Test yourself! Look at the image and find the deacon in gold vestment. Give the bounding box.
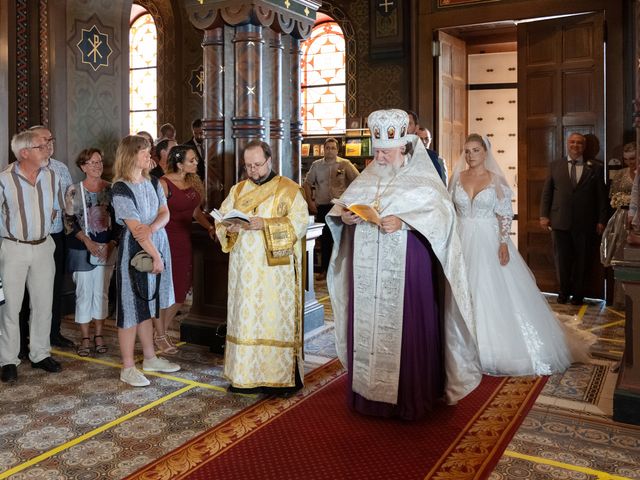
[216,140,309,394]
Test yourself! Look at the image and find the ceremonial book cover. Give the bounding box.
[331,199,381,225]
[211,208,250,225]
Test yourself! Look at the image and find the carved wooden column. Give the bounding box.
[184,0,320,349]
[290,37,303,183]
[202,27,225,207]
[183,26,229,335]
[269,31,284,173]
[233,24,265,180]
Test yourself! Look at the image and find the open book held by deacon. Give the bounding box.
[331,199,381,225]
[211,208,251,226]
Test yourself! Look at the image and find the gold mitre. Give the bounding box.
[367,109,410,149]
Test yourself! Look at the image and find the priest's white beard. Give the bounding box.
[368,158,403,181]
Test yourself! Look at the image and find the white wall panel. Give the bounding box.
[468,51,518,245]
[468,52,517,84]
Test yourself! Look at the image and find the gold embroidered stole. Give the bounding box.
[234,176,300,266]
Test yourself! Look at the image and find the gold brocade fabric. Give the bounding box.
[215,176,309,387]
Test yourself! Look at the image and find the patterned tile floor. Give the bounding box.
[0,284,637,479]
[491,295,640,480]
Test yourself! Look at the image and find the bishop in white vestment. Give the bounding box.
[327,110,481,419]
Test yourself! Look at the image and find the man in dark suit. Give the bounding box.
[540,132,608,305]
[184,118,205,180]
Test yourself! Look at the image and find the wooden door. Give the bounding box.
[518,13,605,297]
[437,31,466,172]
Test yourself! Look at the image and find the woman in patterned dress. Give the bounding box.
[111,135,180,387]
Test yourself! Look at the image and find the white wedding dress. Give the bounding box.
[452,180,589,376]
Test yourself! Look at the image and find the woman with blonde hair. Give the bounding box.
[111,135,179,386]
[449,133,593,376]
[154,145,215,354]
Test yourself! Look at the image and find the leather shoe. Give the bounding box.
[228,385,262,394]
[31,357,62,373]
[571,296,584,306]
[557,294,569,304]
[50,335,75,348]
[18,347,29,360]
[1,364,17,383]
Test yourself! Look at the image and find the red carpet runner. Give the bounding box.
[128,360,546,480]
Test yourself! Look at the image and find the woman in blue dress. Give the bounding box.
[111,135,180,387]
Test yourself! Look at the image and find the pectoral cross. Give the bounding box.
[88,35,103,63]
[379,0,394,13]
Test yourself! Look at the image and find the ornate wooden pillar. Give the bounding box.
[202,27,225,207]
[233,23,265,180]
[269,31,284,173]
[184,0,320,348]
[290,37,303,183]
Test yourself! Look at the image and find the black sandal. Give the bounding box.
[94,335,108,354]
[77,337,91,357]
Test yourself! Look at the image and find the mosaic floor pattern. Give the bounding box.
[0,286,635,480]
[491,297,636,480]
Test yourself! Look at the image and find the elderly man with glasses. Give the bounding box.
[215,139,308,395]
[17,126,74,360]
[0,129,65,383]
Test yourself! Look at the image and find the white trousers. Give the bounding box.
[72,266,114,324]
[0,237,56,365]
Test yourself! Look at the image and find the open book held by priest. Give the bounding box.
[331,199,381,225]
[211,208,250,226]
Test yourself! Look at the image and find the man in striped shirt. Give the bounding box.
[18,126,75,352]
[0,129,64,383]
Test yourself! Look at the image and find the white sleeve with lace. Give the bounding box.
[494,185,514,244]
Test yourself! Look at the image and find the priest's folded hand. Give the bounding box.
[380,215,402,233]
[246,217,265,230]
[341,209,362,225]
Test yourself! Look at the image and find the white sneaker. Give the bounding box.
[120,367,150,387]
[142,356,181,373]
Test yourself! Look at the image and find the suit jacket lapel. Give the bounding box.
[557,160,573,189]
[576,162,593,189]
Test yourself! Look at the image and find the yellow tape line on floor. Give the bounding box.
[606,307,626,319]
[578,304,588,319]
[0,385,196,479]
[51,349,228,392]
[503,450,633,480]
[588,319,625,332]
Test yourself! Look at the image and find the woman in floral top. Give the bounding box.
[64,148,121,356]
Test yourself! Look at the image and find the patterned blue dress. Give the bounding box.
[112,178,174,328]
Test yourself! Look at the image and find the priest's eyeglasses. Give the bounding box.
[244,158,269,171]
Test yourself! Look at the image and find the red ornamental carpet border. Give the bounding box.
[126,359,346,480]
[426,375,547,479]
[126,360,546,480]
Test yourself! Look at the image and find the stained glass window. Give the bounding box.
[301,21,346,135]
[129,9,157,136]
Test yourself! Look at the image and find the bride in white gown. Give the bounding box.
[450,134,592,376]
